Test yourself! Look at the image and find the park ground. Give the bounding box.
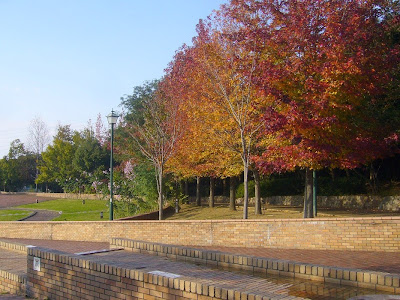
[0,193,399,221]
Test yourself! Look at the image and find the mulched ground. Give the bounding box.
[0,193,51,209]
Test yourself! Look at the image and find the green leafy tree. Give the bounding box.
[119,80,184,220]
[72,128,108,193]
[37,125,77,192]
[0,140,36,191]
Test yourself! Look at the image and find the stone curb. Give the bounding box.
[111,238,400,294]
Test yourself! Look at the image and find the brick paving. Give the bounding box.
[195,246,400,275]
[86,250,364,299]
[0,238,109,254]
[0,295,30,299]
[0,238,396,299]
[0,248,25,276]
[3,238,399,275]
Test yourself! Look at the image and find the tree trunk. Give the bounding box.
[35,156,39,192]
[196,176,201,206]
[229,176,236,211]
[330,169,336,181]
[184,179,189,197]
[243,162,249,219]
[370,163,378,193]
[209,177,215,208]
[313,170,317,217]
[303,168,314,218]
[158,169,163,220]
[179,180,184,196]
[223,178,228,197]
[253,169,262,215]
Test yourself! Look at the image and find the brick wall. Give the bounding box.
[0,241,27,295]
[1,217,399,252]
[110,238,400,293]
[26,247,260,300]
[0,270,26,296]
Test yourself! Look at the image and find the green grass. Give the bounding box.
[17,199,109,221]
[0,209,32,221]
[166,204,400,220]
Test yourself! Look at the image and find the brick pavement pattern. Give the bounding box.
[196,246,400,274]
[3,238,399,275]
[27,245,390,299]
[0,238,397,299]
[0,238,109,254]
[0,248,25,276]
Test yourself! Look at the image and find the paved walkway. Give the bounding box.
[197,246,400,275]
[3,238,399,275]
[0,239,393,299]
[0,238,398,299]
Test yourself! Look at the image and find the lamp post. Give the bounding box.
[107,109,119,220]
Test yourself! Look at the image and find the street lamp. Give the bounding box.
[107,109,119,220]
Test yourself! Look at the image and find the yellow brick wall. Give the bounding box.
[1,217,399,252]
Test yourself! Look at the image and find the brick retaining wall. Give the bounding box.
[0,241,27,295]
[1,217,399,252]
[111,238,400,293]
[0,270,26,296]
[27,247,288,300]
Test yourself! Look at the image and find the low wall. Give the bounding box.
[111,238,400,293]
[0,191,103,199]
[0,241,27,295]
[0,271,26,296]
[26,247,260,300]
[1,217,399,252]
[190,195,400,211]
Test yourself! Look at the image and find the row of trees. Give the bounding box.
[117,0,400,219]
[0,117,109,194]
[0,115,159,218]
[2,0,399,221]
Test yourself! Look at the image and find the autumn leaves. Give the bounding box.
[124,0,400,219]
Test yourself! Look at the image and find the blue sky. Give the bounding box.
[0,0,227,157]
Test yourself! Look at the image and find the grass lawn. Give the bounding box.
[166,203,400,220]
[17,199,109,221]
[0,209,32,221]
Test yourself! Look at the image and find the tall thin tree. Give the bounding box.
[28,116,50,192]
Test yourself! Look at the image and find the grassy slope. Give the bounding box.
[166,204,400,220]
[10,199,399,221]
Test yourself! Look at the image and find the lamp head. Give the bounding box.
[107,109,119,125]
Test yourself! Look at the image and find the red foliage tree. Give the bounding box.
[222,0,400,217]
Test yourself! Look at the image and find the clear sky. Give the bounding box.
[0,0,227,157]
